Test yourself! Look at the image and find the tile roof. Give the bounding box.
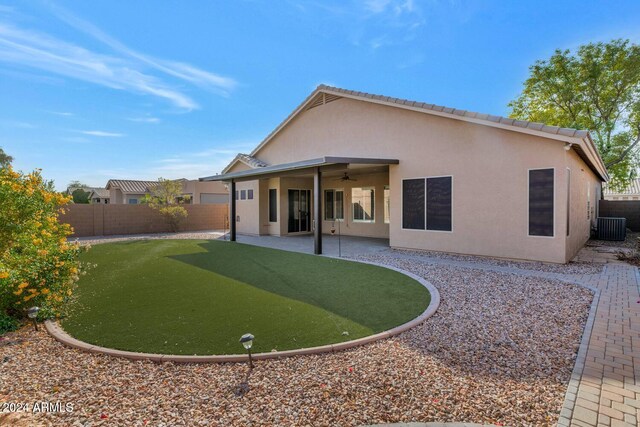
[89,188,110,198]
[105,179,159,193]
[221,153,269,174]
[237,153,268,168]
[315,85,590,139]
[604,178,640,196]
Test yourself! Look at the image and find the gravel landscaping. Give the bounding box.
[388,248,604,275]
[1,254,593,427]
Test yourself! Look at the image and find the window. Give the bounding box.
[402,176,452,231]
[240,190,246,200]
[235,190,239,200]
[128,198,138,204]
[402,179,425,230]
[324,189,344,220]
[528,168,554,237]
[566,168,571,236]
[426,177,452,231]
[269,189,277,222]
[384,185,390,224]
[352,187,374,222]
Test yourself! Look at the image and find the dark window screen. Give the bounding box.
[426,177,452,231]
[324,190,334,220]
[402,179,425,230]
[248,189,254,200]
[529,169,554,236]
[268,189,277,222]
[240,190,246,200]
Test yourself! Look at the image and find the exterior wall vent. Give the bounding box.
[306,93,342,111]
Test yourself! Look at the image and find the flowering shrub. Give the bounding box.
[0,166,83,324]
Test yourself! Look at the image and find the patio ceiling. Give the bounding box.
[199,156,399,183]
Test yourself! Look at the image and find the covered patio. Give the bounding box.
[231,234,390,257]
[201,156,398,255]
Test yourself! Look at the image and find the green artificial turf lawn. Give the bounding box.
[62,240,430,355]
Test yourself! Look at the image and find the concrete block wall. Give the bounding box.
[60,204,228,237]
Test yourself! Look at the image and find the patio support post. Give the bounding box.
[314,167,322,255]
[229,179,236,242]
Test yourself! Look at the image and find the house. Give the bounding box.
[201,85,608,263]
[603,179,640,200]
[88,188,110,204]
[66,186,110,204]
[106,179,228,204]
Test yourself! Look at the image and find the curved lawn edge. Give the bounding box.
[45,258,440,363]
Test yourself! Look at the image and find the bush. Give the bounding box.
[158,205,188,232]
[0,311,20,334]
[0,166,83,323]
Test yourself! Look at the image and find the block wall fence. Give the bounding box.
[599,200,640,232]
[59,204,229,237]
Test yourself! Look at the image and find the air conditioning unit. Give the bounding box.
[596,217,626,241]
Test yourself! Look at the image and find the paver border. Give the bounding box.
[45,259,440,363]
[555,275,602,427]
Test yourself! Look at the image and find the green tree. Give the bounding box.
[142,178,190,232]
[71,188,90,204]
[67,181,90,204]
[0,148,13,169]
[509,39,640,188]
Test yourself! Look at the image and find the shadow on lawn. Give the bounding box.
[168,240,430,333]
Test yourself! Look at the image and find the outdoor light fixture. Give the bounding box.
[27,306,40,331]
[240,333,255,369]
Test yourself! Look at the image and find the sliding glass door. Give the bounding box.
[288,189,311,233]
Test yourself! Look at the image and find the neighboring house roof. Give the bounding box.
[222,153,269,174]
[89,188,110,198]
[603,178,640,196]
[67,186,105,195]
[229,84,607,181]
[105,180,159,193]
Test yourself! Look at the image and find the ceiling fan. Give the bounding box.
[334,172,357,182]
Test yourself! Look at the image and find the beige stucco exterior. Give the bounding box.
[221,90,606,263]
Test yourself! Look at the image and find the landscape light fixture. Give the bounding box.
[27,306,40,331]
[240,333,255,369]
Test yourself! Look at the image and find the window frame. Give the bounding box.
[351,186,375,223]
[240,190,246,200]
[247,189,254,200]
[324,188,344,221]
[268,188,277,222]
[400,175,453,233]
[384,185,390,224]
[527,167,555,238]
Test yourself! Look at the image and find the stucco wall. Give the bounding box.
[565,149,600,261]
[224,96,602,263]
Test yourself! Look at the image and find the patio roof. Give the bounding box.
[199,156,399,182]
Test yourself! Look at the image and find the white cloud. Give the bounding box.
[78,130,124,137]
[47,111,74,116]
[0,4,238,110]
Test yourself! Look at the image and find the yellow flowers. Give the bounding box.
[1,165,81,317]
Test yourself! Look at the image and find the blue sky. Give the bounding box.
[1,0,639,190]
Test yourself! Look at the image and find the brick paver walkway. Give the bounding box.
[375,251,640,427]
[559,264,640,427]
